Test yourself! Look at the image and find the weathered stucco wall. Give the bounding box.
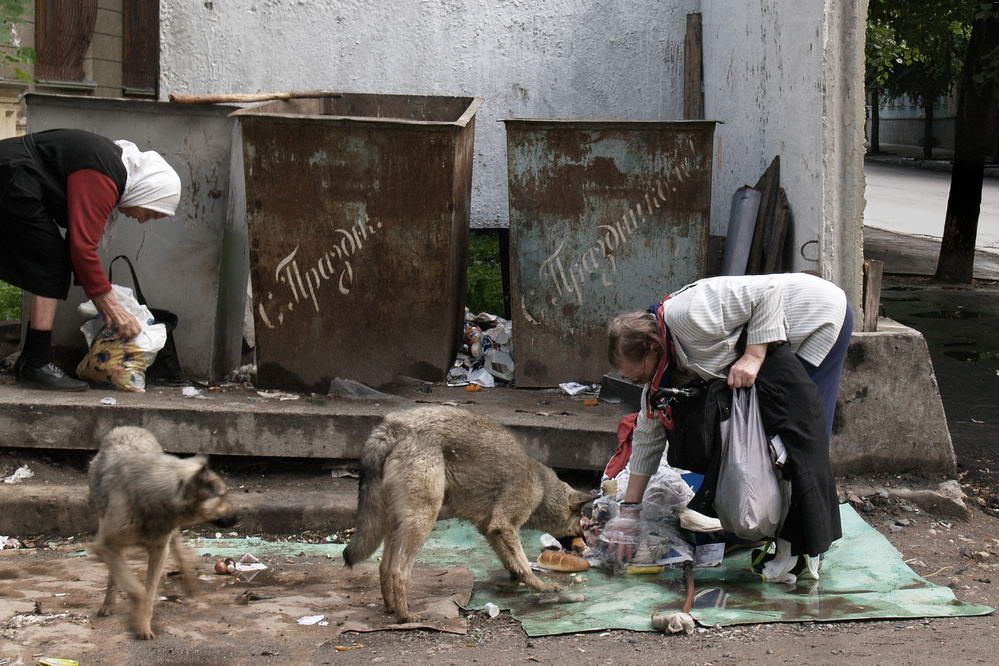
[701,0,866,300]
[160,0,694,229]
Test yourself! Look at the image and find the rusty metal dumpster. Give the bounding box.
[504,120,717,387]
[232,93,483,392]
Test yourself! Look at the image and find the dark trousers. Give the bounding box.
[800,306,854,440]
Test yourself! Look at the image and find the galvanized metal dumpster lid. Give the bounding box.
[230,92,483,128]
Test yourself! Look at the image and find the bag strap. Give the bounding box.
[107,255,148,306]
[645,294,675,430]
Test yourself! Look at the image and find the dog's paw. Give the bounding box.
[96,606,113,617]
[135,627,156,640]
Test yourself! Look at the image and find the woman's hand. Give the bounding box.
[727,343,767,388]
[92,291,142,339]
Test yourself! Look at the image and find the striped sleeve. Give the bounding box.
[629,385,668,476]
[744,277,786,346]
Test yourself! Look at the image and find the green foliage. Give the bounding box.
[465,231,506,317]
[0,0,33,82]
[0,281,21,321]
[865,0,978,105]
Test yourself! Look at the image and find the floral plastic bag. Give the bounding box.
[76,285,167,392]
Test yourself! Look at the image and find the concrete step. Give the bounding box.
[0,381,625,472]
[0,477,360,538]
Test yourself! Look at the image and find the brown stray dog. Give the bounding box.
[88,426,238,639]
[343,406,592,622]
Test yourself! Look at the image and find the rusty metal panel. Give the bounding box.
[504,120,717,387]
[233,94,482,392]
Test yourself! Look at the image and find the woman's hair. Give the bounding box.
[607,311,662,366]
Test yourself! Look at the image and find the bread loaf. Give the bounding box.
[538,549,590,572]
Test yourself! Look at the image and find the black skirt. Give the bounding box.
[0,137,72,300]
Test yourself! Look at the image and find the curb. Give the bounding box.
[0,482,359,538]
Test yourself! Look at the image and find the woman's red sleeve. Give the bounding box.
[66,169,119,299]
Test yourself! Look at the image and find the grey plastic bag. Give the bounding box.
[715,386,789,541]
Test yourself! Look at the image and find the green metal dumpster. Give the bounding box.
[504,120,717,387]
[233,93,483,392]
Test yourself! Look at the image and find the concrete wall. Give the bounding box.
[700,0,867,303]
[160,0,694,230]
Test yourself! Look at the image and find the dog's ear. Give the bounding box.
[568,490,594,511]
[181,456,214,498]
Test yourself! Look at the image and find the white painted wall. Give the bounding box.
[701,0,866,301]
[161,0,694,229]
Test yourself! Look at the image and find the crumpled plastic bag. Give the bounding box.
[586,459,696,572]
[76,285,166,392]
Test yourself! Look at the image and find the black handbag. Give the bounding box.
[662,378,732,474]
[108,255,187,385]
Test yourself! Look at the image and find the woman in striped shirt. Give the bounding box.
[604,273,853,573]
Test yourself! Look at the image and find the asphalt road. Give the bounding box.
[864,162,999,252]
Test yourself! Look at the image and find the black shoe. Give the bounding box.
[16,362,89,392]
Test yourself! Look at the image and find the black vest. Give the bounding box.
[20,129,128,227]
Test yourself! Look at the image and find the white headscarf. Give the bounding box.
[114,139,182,215]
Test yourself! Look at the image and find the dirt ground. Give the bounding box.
[0,488,997,666]
[2,274,999,664]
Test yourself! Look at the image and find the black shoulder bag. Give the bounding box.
[107,255,187,385]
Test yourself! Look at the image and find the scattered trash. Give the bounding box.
[334,644,364,651]
[215,558,235,575]
[468,367,495,388]
[2,465,33,484]
[483,349,515,382]
[559,382,598,396]
[235,553,268,572]
[100,396,117,406]
[582,399,599,407]
[652,609,695,634]
[465,384,482,393]
[539,533,561,550]
[446,364,470,387]
[297,614,325,625]
[235,590,275,605]
[483,602,501,618]
[5,612,75,629]
[449,309,516,387]
[227,363,256,384]
[328,378,396,401]
[37,659,79,666]
[181,386,201,398]
[257,389,300,401]
[0,536,21,550]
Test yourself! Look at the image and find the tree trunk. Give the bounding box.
[934,3,999,283]
[871,88,881,153]
[922,94,935,160]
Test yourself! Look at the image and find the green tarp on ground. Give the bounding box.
[192,504,992,637]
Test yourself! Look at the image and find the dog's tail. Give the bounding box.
[343,420,400,567]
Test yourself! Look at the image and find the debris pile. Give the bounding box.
[448,309,514,388]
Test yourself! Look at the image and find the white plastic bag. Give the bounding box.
[76,284,166,392]
[714,386,789,541]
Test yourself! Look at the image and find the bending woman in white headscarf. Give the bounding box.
[0,129,182,391]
